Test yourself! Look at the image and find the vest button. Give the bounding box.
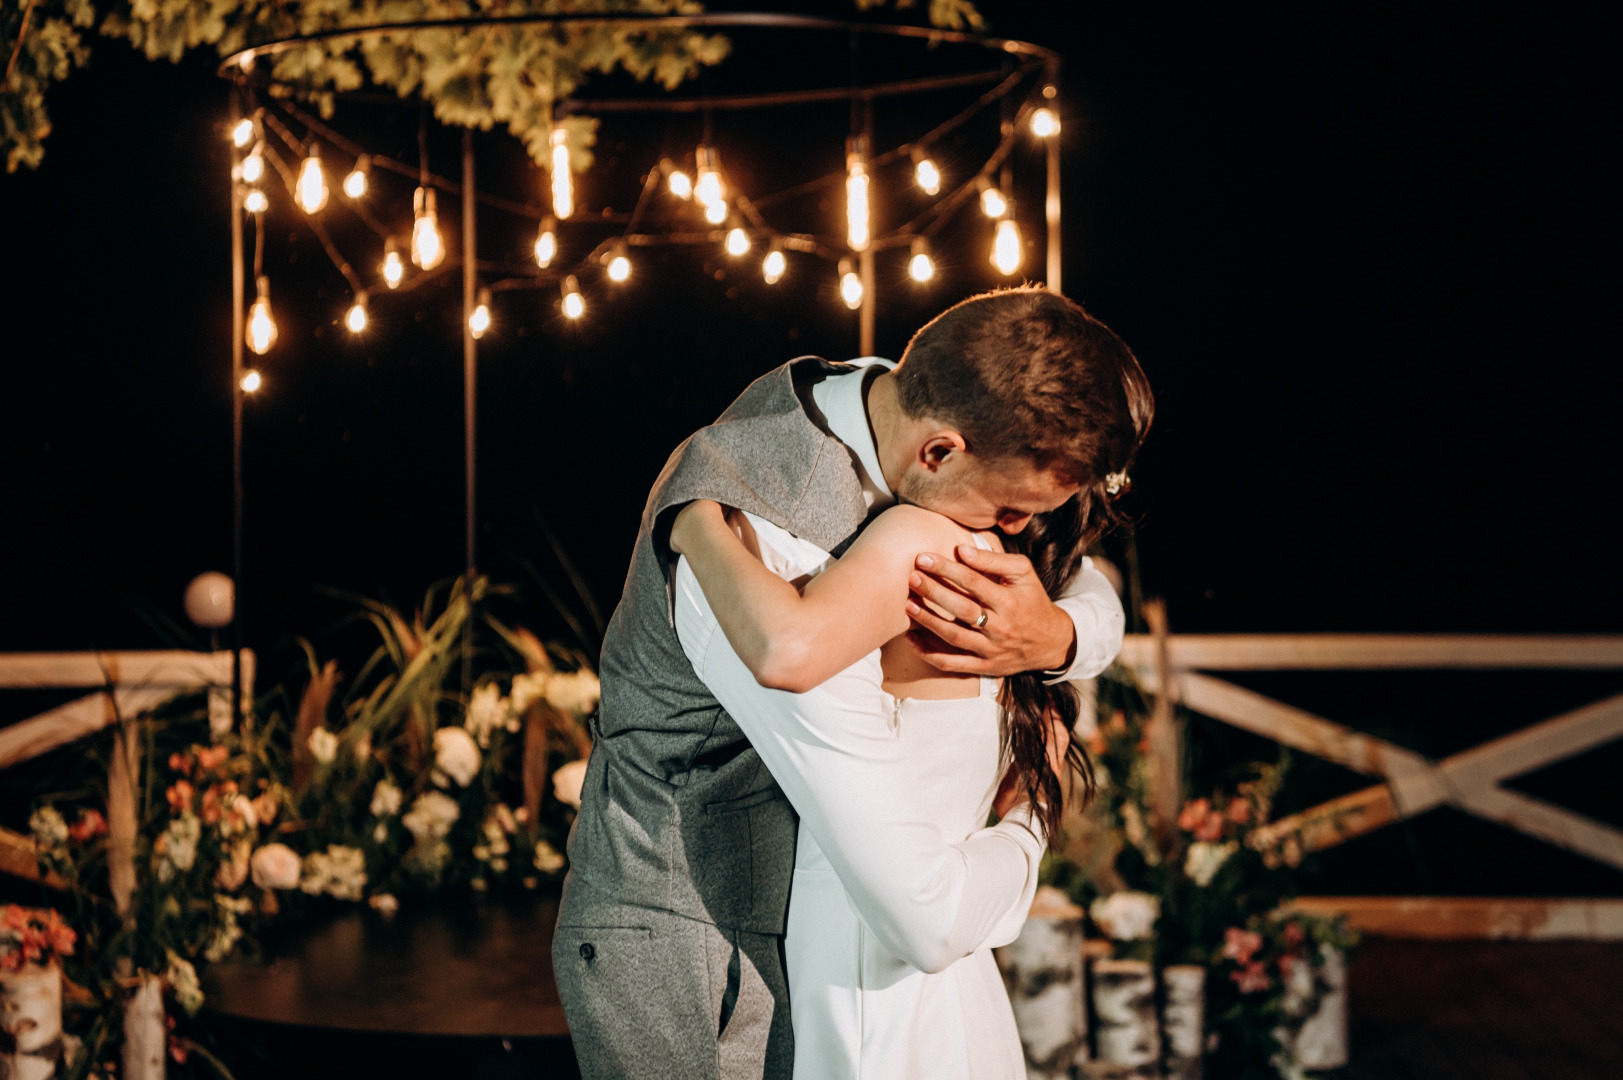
[579,942,596,961]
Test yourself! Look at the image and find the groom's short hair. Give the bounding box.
[892,287,1152,488]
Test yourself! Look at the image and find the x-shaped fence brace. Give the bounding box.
[1117,635,1623,872]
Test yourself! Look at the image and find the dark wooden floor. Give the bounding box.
[1340,939,1623,1080]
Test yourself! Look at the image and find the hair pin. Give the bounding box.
[1105,471,1131,496]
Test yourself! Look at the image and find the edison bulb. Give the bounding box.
[241,150,264,184]
[846,153,870,252]
[240,370,262,393]
[695,146,725,213]
[992,218,1022,275]
[550,125,574,220]
[607,253,631,282]
[725,227,750,257]
[704,199,727,225]
[561,275,585,320]
[1030,107,1060,138]
[908,238,935,283]
[762,249,786,285]
[980,186,1008,219]
[231,119,254,148]
[411,187,444,270]
[914,156,941,196]
[382,245,405,289]
[296,154,329,214]
[469,302,491,339]
[839,261,863,310]
[343,158,368,199]
[247,277,277,355]
[244,189,268,214]
[345,299,368,333]
[534,220,557,268]
[668,169,693,200]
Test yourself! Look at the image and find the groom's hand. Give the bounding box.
[904,546,1077,677]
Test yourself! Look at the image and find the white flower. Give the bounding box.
[466,683,509,748]
[479,810,512,860]
[1184,840,1239,888]
[533,840,566,873]
[353,733,373,762]
[1090,891,1161,941]
[250,842,302,890]
[29,806,68,848]
[510,671,548,715]
[155,813,202,881]
[165,950,204,1015]
[370,780,403,818]
[369,893,399,916]
[217,791,258,837]
[546,669,601,715]
[403,840,452,877]
[432,726,482,787]
[307,727,338,765]
[204,910,243,963]
[552,758,588,809]
[373,822,389,843]
[403,791,461,842]
[301,844,367,901]
[216,837,252,891]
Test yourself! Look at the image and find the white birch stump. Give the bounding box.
[1091,958,1160,1077]
[1276,944,1348,1070]
[0,963,61,1080]
[123,975,165,1080]
[996,887,1089,1079]
[1160,964,1205,1080]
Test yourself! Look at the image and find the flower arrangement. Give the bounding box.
[1043,670,1356,1078]
[0,905,77,972]
[22,576,596,1078]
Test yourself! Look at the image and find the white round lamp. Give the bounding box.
[184,573,236,628]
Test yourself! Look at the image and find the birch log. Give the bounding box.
[1160,965,1205,1080]
[122,975,165,1080]
[1276,944,1348,1070]
[0,963,61,1080]
[1091,958,1160,1077]
[996,887,1089,1078]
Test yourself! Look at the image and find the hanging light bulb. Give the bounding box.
[1030,107,1061,138]
[243,189,268,214]
[469,287,492,339]
[913,154,942,197]
[346,292,369,334]
[980,183,1009,219]
[241,147,264,184]
[411,187,444,269]
[231,119,255,148]
[550,123,574,220]
[762,248,786,285]
[606,241,632,283]
[704,198,728,225]
[561,275,585,320]
[664,159,693,200]
[845,136,871,252]
[534,216,558,268]
[296,149,329,214]
[838,258,863,311]
[725,227,751,257]
[240,370,263,393]
[381,241,405,289]
[343,155,370,199]
[695,145,726,223]
[246,276,278,355]
[992,218,1022,275]
[908,236,935,283]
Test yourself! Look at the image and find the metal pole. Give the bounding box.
[462,127,477,690]
[229,90,245,730]
[1044,63,1062,294]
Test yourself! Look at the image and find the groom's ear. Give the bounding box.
[918,430,969,472]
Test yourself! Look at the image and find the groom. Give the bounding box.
[554,288,1151,1080]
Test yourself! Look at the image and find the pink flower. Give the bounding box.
[1194,810,1226,842]
[68,809,108,843]
[165,781,195,813]
[195,745,230,773]
[1177,798,1211,833]
[1232,961,1272,994]
[1222,926,1263,965]
[1225,796,1251,824]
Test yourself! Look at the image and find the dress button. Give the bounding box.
[579,942,596,961]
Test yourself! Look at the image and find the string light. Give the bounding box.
[469,287,492,339]
[296,149,329,214]
[908,236,935,283]
[725,227,751,257]
[240,370,262,393]
[992,218,1022,275]
[664,159,693,200]
[845,136,870,252]
[381,240,404,289]
[244,189,268,214]
[343,155,369,199]
[1030,107,1060,138]
[695,145,727,224]
[762,248,786,285]
[838,258,863,310]
[980,182,1008,219]
[346,292,369,333]
[231,119,254,148]
[914,155,942,196]
[550,123,574,220]
[241,147,264,184]
[534,216,557,269]
[247,276,278,355]
[561,275,585,319]
[606,241,632,283]
[412,187,444,270]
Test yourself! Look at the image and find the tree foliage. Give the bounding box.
[2,0,983,173]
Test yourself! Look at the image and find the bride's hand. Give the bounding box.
[669,500,724,555]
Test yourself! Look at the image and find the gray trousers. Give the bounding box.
[553,877,794,1080]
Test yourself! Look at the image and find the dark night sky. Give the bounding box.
[3,3,1620,892]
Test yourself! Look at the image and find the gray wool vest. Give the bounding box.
[566,357,872,934]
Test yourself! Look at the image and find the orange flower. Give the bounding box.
[200,786,222,825]
[195,745,230,773]
[1195,810,1226,842]
[1231,961,1272,994]
[1222,926,1263,964]
[68,809,108,843]
[1177,798,1211,833]
[1225,796,1251,824]
[165,781,194,813]
[168,751,192,775]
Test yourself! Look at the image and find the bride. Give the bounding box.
[669,491,1100,1080]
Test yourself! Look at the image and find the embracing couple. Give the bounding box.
[553,287,1153,1080]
